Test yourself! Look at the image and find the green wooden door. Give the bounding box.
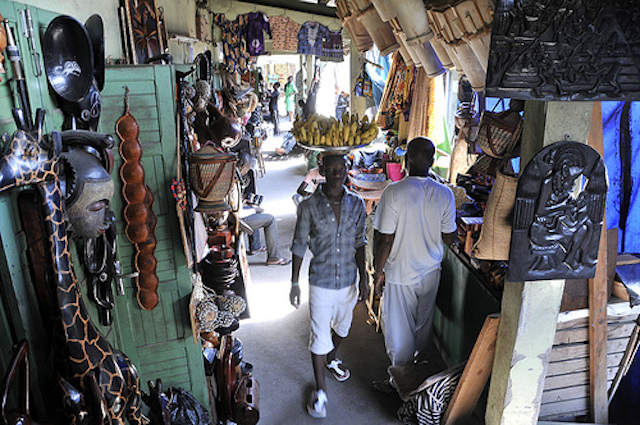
[98,65,207,405]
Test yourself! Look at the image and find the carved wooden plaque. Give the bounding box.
[486,0,640,101]
[508,142,607,282]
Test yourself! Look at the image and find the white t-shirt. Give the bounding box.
[373,176,457,285]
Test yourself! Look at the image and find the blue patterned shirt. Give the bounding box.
[291,185,367,289]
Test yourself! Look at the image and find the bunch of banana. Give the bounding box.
[292,112,379,149]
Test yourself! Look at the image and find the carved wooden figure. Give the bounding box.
[0,127,145,424]
[508,141,607,281]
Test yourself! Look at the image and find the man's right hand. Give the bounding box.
[290,285,301,309]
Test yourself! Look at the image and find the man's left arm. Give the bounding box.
[441,187,458,247]
[354,199,368,303]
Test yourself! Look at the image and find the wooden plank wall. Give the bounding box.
[538,313,637,421]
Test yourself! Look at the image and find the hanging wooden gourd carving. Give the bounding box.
[116,86,159,310]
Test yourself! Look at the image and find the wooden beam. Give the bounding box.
[486,101,595,425]
[442,314,500,425]
[587,102,608,423]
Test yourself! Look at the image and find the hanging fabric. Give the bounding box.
[297,21,329,56]
[406,67,431,141]
[213,13,250,75]
[354,64,373,98]
[269,15,301,52]
[243,12,271,56]
[320,29,344,62]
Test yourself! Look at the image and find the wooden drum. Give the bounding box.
[337,0,374,53]
[426,0,495,90]
[342,14,374,53]
[372,0,444,76]
[357,6,399,56]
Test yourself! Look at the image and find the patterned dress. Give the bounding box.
[213,13,250,75]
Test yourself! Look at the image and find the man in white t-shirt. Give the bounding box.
[372,137,457,392]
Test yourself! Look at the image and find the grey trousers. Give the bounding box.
[243,212,281,261]
[381,268,441,366]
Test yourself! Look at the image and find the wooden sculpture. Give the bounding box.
[117,86,159,310]
[487,0,640,101]
[0,126,145,424]
[508,141,607,281]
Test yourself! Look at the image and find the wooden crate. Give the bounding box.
[539,304,640,421]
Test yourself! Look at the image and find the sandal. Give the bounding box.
[326,358,350,382]
[247,246,266,256]
[372,378,396,394]
[266,258,291,266]
[307,389,328,418]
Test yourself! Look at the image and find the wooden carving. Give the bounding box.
[0,126,145,424]
[117,86,159,310]
[123,0,165,65]
[486,0,640,101]
[508,141,607,282]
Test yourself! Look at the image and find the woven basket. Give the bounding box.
[476,109,523,159]
[472,168,518,261]
[189,145,236,212]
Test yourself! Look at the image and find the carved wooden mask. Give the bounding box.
[508,141,607,281]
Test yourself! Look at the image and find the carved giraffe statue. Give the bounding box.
[0,125,145,424]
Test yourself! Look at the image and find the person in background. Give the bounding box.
[292,154,325,206]
[268,82,281,136]
[284,75,298,122]
[335,90,349,120]
[236,151,290,265]
[289,154,369,418]
[371,137,457,392]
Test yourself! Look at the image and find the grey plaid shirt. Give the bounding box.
[291,185,367,289]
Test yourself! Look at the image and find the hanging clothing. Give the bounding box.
[297,21,329,56]
[321,29,344,62]
[376,52,410,128]
[213,13,250,75]
[269,15,301,52]
[244,12,271,56]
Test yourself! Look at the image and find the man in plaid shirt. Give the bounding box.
[289,153,369,418]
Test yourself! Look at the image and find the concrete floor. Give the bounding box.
[234,119,461,425]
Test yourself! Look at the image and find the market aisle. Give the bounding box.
[235,122,410,425]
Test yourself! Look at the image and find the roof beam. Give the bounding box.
[235,0,338,17]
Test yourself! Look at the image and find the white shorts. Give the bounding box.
[308,284,358,355]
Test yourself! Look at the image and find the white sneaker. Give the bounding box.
[326,358,350,382]
[307,389,328,418]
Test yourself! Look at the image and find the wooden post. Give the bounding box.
[587,102,608,423]
[486,101,595,425]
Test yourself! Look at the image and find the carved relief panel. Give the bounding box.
[508,142,607,281]
[486,0,640,101]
